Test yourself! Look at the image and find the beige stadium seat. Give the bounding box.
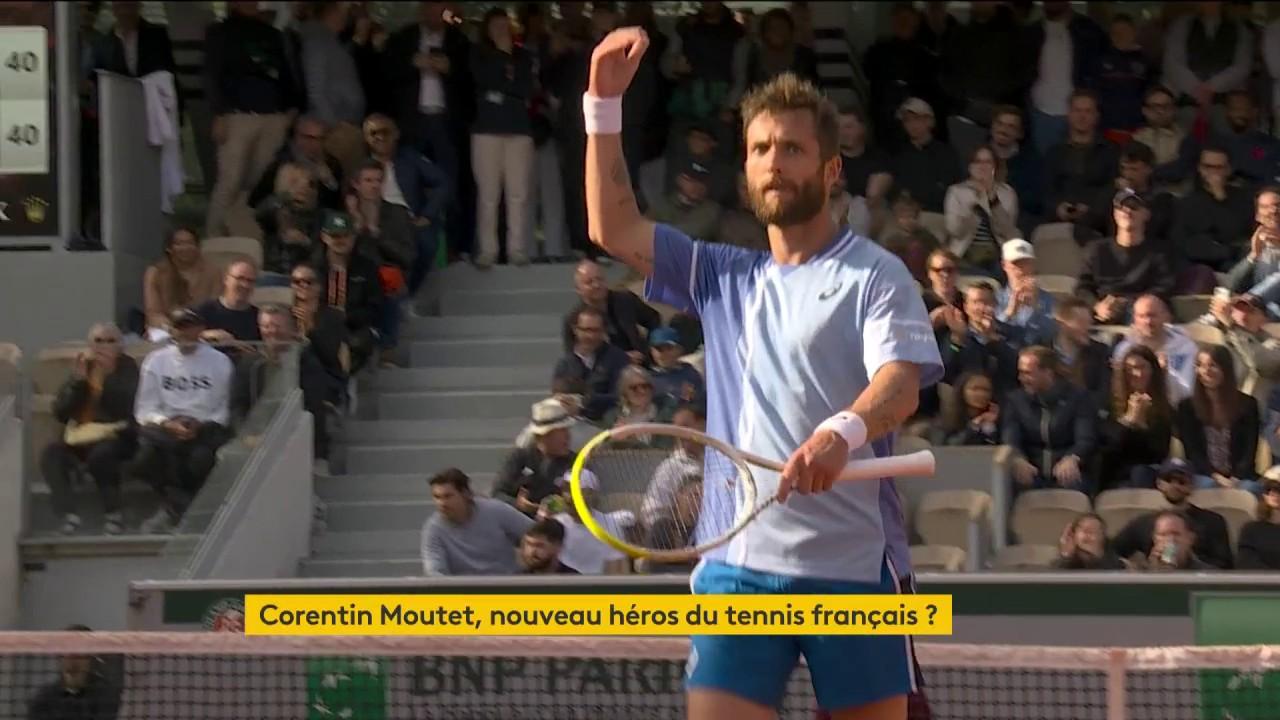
[203,236,263,271]
[918,212,947,242]
[599,492,643,515]
[1264,323,1280,341]
[895,434,932,455]
[1011,489,1091,546]
[909,545,966,573]
[1190,488,1259,548]
[125,342,162,362]
[1036,274,1077,296]
[1030,223,1083,277]
[1257,442,1272,476]
[993,544,1059,570]
[0,342,20,397]
[32,345,83,396]
[1169,436,1185,460]
[251,286,293,307]
[1182,322,1224,347]
[1094,489,1168,537]
[914,490,991,567]
[1171,295,1211,323]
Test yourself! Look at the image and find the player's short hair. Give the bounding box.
[740,73,840,161]
[1019,345,1059,373]
[525,518,566,544]
[1054,296,1091,320]
[428,468,471,494]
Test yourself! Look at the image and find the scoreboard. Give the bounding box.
[0,2,58,240]
[0,27,49,175]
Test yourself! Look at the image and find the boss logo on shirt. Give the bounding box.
[162,375,215,391]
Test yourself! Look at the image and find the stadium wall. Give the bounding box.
[0,396,22,628]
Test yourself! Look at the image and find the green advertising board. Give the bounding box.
[1193,593,1280,720]
[306,657,388,720]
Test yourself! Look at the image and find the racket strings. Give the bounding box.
[580,435,746,554]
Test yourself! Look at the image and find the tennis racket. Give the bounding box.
[567,422,935,563]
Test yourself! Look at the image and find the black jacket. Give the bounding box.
[552,344,630,422]
[941,329,1020,399]
[1002,379,1098,478]
[1237,521,1280,570]
[1020,14,1107,95]
[313,252,385,335]
[1172,183,1255,270]
[1043,137,1120,213]
[1112,505,1233,569]
[1099,413,1172,490]
[1075,236,1176,305]
[492,445,577,516]
[561,290,663,357]
[203,13,300,115]
[383,22,474,131]
[52,355,139,429]
[1174,395,1260,481]
[1057,338,1113,412]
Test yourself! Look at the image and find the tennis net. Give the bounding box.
[2,633,1278,719]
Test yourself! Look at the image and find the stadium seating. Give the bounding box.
[1182,322,1225,347]
[993,544,1059,570]
[914,490,991,570]
[908,544,966,573]
[1030,223,1083,277]
[1036,274,1077,303]
[1011,489,1091,546]
[202,236,264,271]
[251,286,293,307]
[0,343,19,397]
[917,212,947,244]
[1171,295,1211,323]
[1094,489,1168,537]
[1190,488,1258,549]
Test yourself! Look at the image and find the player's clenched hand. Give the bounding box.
[588,28,649,98]
[777,429,849,502]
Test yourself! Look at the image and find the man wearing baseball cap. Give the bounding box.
[646,157,721,242]
[1111,458,1233,569]
[648,326,705,407]
[313,209,385,371]
[892,96,961,213]
[1076,187,1175,324]
[996,238,1055,341]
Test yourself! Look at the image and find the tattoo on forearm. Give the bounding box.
[854,366,919,441]
[610,157,630,189]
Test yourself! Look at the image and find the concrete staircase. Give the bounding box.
[300,262,616,578]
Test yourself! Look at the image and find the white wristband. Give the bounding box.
[816,412,867,451]
[583,93,623,135]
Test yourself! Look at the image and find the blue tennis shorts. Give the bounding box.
[686,558,916,712]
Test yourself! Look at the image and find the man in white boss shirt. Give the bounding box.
[128,308,235,533]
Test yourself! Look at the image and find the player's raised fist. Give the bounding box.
[588,27,649,99]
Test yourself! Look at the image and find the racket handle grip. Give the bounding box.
[835,450,935,482]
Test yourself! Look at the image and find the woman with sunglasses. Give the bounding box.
[604,365,675,447]
[42,324,139,535]
[289,262,352,450]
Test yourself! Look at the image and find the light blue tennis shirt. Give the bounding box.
[645,224,943,584]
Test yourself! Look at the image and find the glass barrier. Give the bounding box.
[154,342,300,576]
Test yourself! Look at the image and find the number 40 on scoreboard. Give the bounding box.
[0,27,49,175]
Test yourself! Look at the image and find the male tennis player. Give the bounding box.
[583,29,943,720]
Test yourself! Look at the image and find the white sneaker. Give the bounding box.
[60,513,82,535]
[139,508,174,534]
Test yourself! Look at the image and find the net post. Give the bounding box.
[1106,647,1128,720]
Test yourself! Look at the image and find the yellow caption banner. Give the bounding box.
[244,594,952,636]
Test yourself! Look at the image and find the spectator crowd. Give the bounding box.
[51,2,1280,574]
